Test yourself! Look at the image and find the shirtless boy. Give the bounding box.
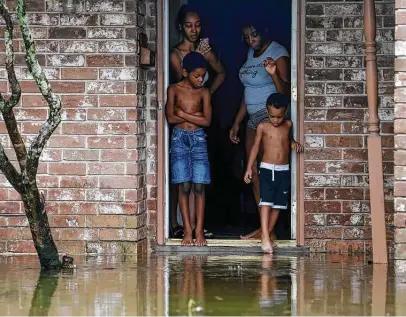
[165,52,212,246]
[244,93,303,254]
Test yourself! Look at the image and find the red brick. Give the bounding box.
[382,135,394,148]
[125,189,145,201]
[326,136,363,148]
[326,162,365,173]
[0,241,5,253]
[22,122,49,134]
[55,241,86,254]
[86,215,123,228]
[49,163,86,175]
[58,202,98,215]
[341,122,367,134]
[325,240,364,254]
[304,188,325,200]
[59,176,98,188]
[55,228,98,241]
[86,55,124,67]
[62,123,98,135]
[101,150,138,161]
[87,109,126,121]
[100,176,139,189]
[395,150,406,165]
[99,203,138,215]
[326,109,365,121]
[99,95,137,107]
[61,95,98,108]
[7,240,36,253]
[381,122,394,134]
[304,149,342,160]
[86,189,121,202]
[88,163,125,175]
[0,228,32,240]
[343,149,368,161]
[50,215,85,227]
[304,227,342,239]
[326,188,364,200]
[61,68,98,80]
[47,189,85,201]
[87,136,125,149]
[0,202,21,214]
[343,227,371,240]
[304,123,341,134]
[62,109,86,121]
[395,181,406,196]
[126,82,137,93]
[37,175,59,188]
[48,136,86,148]
[304,201,341,213]
[98,123,137,134]
[99,228,124,241]
[395,214,406,228]
[63,149,99,161]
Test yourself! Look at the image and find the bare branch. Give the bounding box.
[0,2,22,112]
[16,0,61,178]
[0,141,22,193]
[0,2,28,173]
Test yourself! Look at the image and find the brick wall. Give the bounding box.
[0,0,157,255]
[395,0,406,261]
[304,0,395,253]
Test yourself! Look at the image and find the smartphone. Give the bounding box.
[200,38,209,46]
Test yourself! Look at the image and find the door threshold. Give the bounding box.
[156,239,309,255]
[165,239,296,247]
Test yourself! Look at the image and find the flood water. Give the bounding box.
[0,253,405,316]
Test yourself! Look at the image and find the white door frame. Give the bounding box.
[162,0,299,241]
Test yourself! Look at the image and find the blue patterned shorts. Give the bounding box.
[170,127,210,184]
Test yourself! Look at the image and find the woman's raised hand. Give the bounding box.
[264,57,277,75]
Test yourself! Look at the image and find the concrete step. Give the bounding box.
[155,239,309,255]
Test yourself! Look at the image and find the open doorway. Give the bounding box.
[164,0,297,241]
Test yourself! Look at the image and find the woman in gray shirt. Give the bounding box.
[229,21,290,241]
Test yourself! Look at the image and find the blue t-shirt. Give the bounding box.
[239,41,289,115]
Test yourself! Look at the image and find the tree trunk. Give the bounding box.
[21,184,60,269]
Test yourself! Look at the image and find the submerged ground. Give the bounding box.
[0,253,405,316]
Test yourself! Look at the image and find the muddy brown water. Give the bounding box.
[0,254,405,316]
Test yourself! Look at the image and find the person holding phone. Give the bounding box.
[170,4,226,93]
[168,5,226,240]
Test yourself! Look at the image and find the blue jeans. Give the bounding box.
[170,127,210,184]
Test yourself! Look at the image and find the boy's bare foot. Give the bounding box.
[181,231,194,246]
[261,242,274,254]
[194,231,207,246]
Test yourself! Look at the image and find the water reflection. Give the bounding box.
[29,271,60,316]
[0,254,404,315]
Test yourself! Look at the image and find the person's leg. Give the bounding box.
[178,182,193,246]
[260,205,273,253]
[191,129,210,244]
[241,127,262,239]
[170,184,182,234]
[268,209,280,246]
[192,183,207,246]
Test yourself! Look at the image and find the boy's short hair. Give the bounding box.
[266,93,291,109]
[183,52,207,73]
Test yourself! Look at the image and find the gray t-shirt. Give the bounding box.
[239,41,289,115]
